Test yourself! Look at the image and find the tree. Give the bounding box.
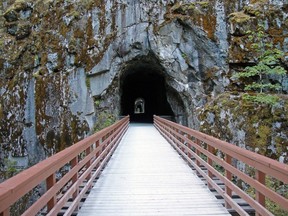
[234,24,286,105]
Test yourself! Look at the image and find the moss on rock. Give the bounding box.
[199,93,288,162]
[228,2,287,63]
[165,1,216,41]
[229,11,251,23]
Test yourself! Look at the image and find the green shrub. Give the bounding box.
[233,24,286,105]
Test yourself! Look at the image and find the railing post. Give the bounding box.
[181,132,186,154]
[0,208,10,216]
[207,145,214,189]
[195,139,201,175]
[187,135,192,159]
[103,134,108,157]
[256,170,266,216]
[95,140,100,156]
[178,130,183,151]
[95,140,101,166]
[71,156,79,201]
[107,132,112,152]
[225,154,232,209]
[46,173,56,212]
[85,146,92,181]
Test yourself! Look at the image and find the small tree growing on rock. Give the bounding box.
[234,24,286,105]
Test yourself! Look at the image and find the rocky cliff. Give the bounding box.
[0,0,287,177]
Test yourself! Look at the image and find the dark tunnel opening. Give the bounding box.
[120,60,174,123]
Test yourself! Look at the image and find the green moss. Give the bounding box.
[70,116,78,143]
[265,176,288,216]
[200,93,288,160]
[3,158,19,178]
[46,130,56,150]
[85,77,91,89]
[94,99,101,107]
[250,0,269,3]
[166,1,216,41]
[275,136,287,155]
[284,18,288,29]
[32,66,47,78]
[242,94,280,106]
[93,111,116,132]
[7,0,27,11]
[68,10,80,20]
[187,4,195,10]
[243,6,262,17]
[198,1,209,8]
[35,78,48,138]
[59,119,71,151]
[0,39,4,47]
[254,125,271,153]
[0,103,3,119]
[229,11,251,23]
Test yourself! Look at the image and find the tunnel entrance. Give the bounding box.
[120,58,174,123]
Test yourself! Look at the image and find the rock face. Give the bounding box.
[0,0,287,175]
[199,93,288,163]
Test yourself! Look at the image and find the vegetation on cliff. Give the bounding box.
[233,24,286,105]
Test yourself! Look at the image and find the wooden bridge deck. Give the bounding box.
[78,124,230,216]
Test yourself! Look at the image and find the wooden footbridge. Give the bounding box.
[0,116,287,216]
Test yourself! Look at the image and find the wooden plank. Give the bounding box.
[78,124,230,216]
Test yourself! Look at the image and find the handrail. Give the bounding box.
[154,115,288,216]
[0,116,129,216]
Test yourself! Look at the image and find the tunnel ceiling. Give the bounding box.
[120,58,175,123]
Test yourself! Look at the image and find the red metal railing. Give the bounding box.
[154,115,288,216]
[0,116,129,216]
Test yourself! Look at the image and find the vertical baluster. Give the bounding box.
[256,170,266,216]
[46,173,56,213]
[225,154,232,209]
